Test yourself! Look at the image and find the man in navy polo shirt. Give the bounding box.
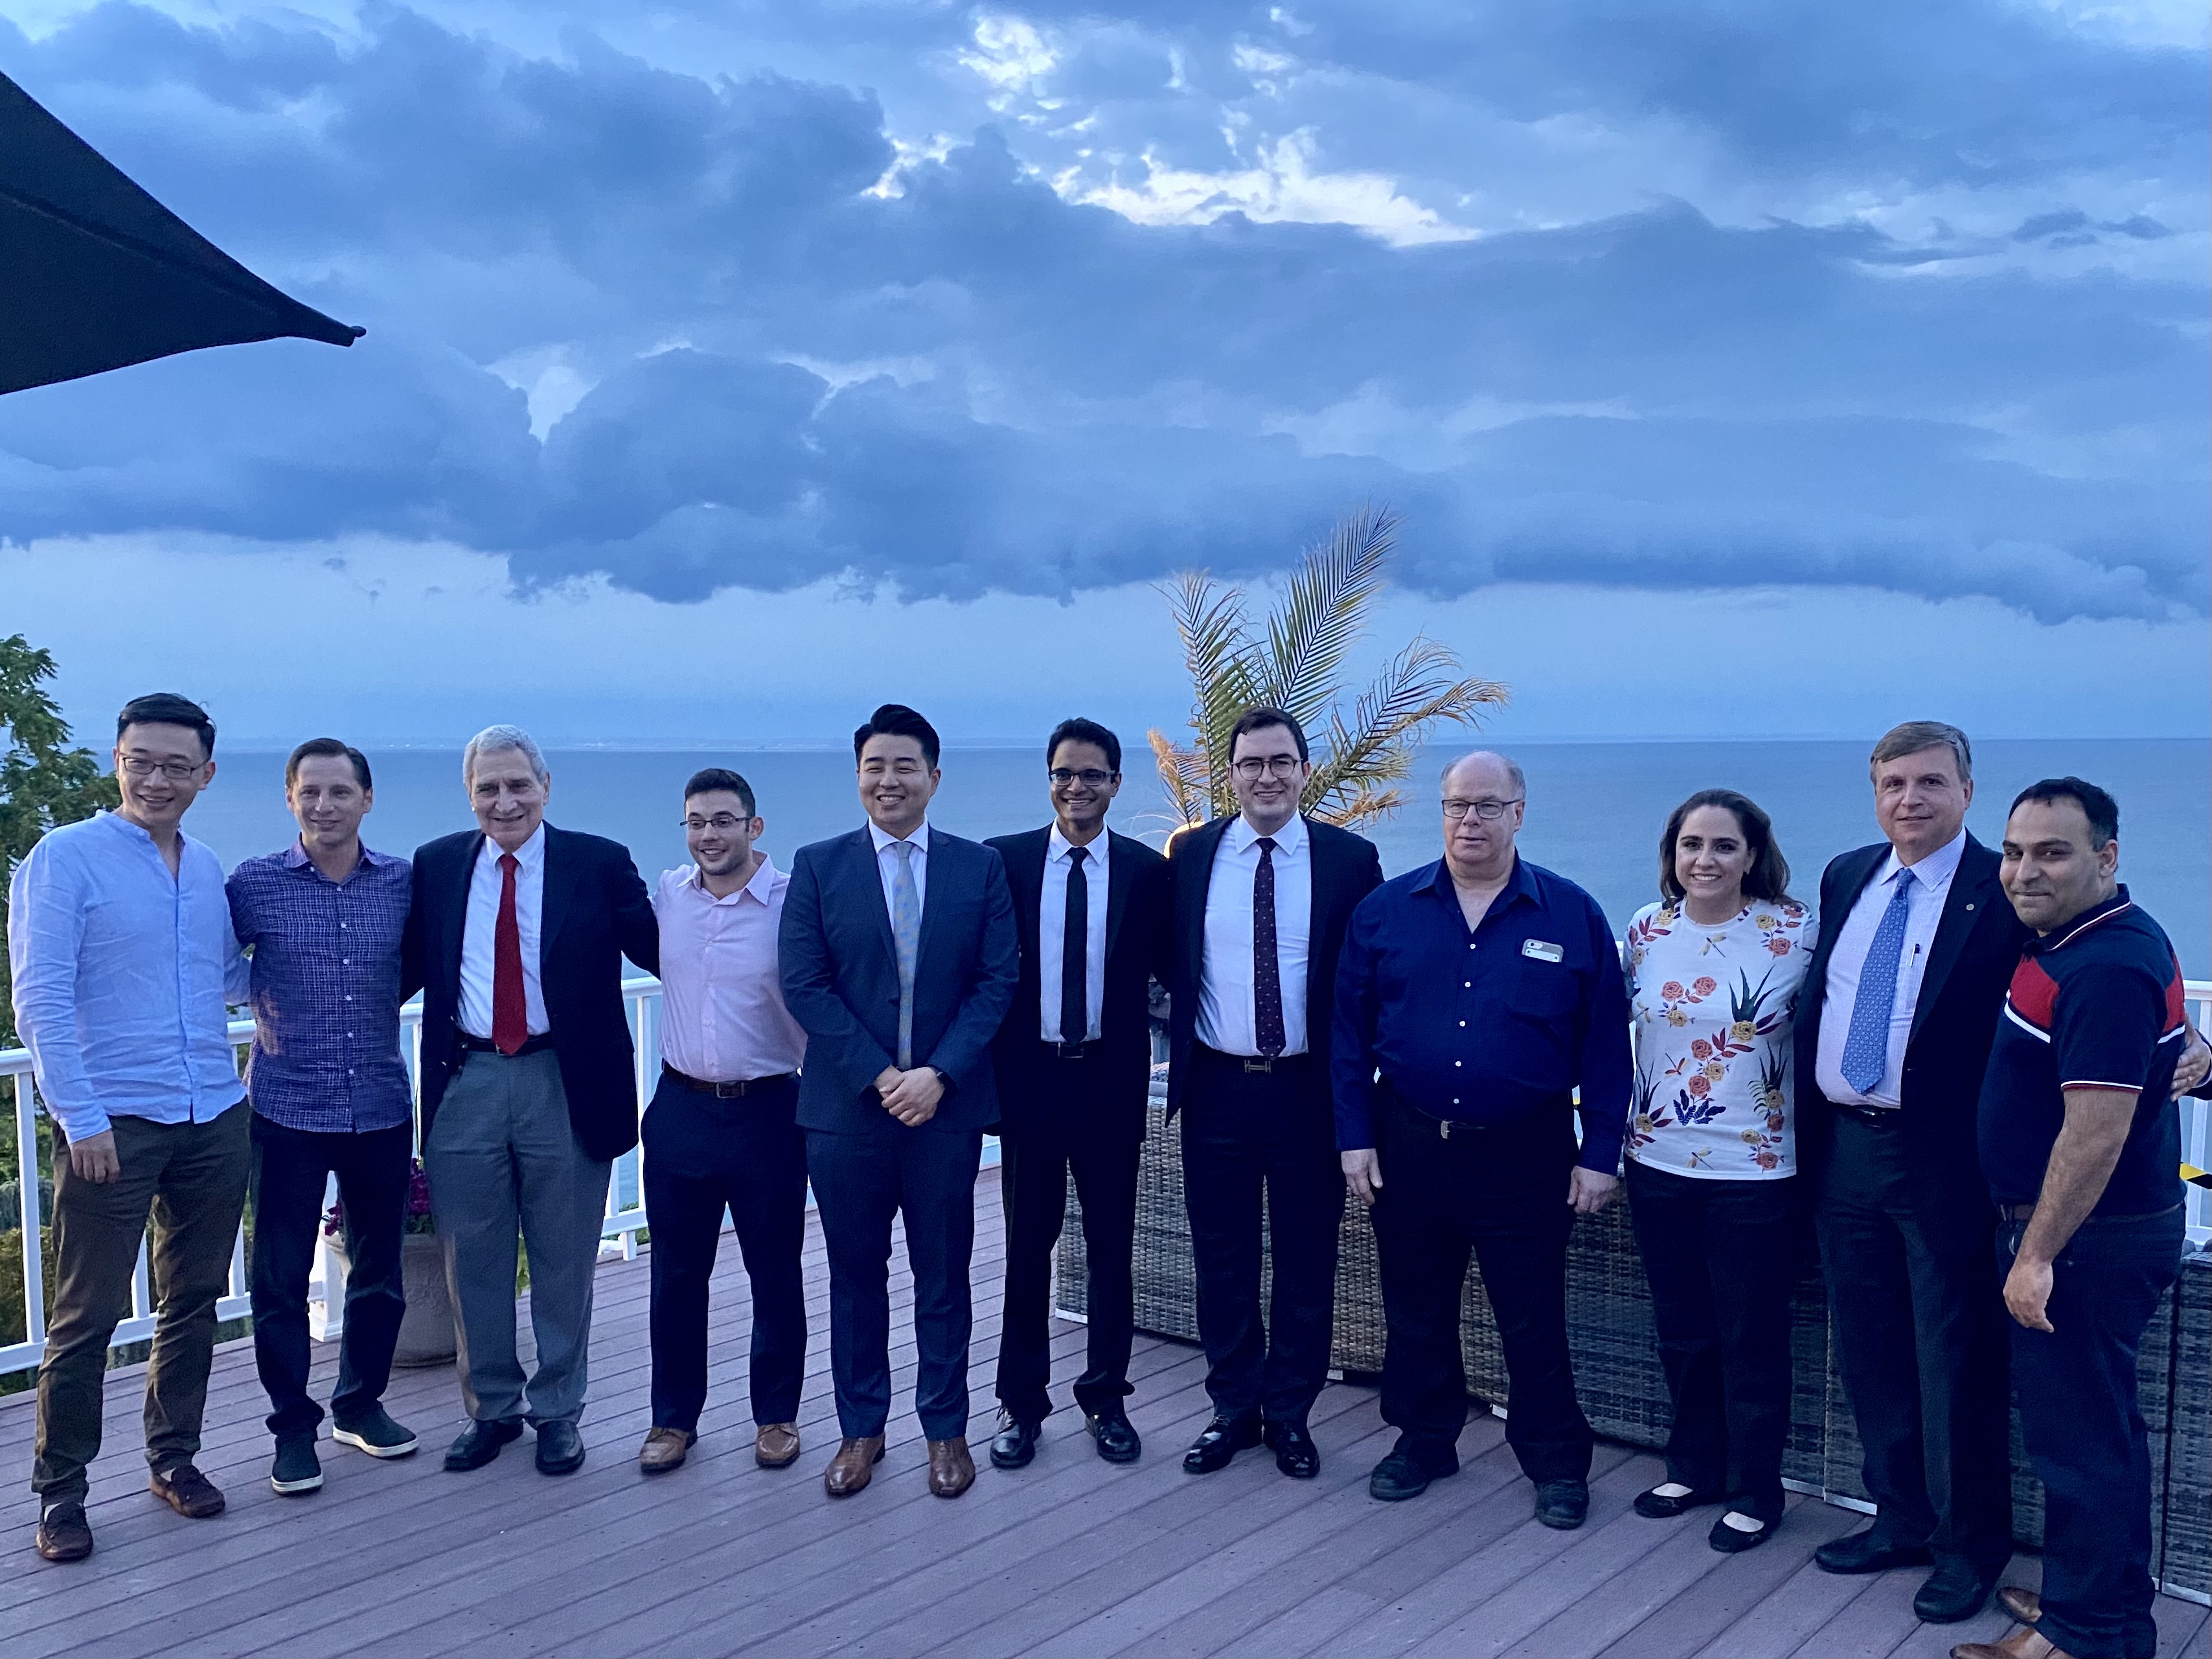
[1961,778,2193,1659]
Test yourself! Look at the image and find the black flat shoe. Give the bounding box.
[1913,1561,2000,1624]
[1534,1478,1589,1530]
[1085,1409,1141,1465]
[1369,1448,1457,1502]
[989,1414,1040,1470]
[1264,1421,1320,1480]
[1182,1414,1262,1474]
[1709,1509,1775,1553]
[1814,1527,1934,1575]
[1634,1483,1722,1519]
[534,1419,586,1476]
[444,1418,523,1472]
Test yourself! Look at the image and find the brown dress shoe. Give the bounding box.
[824,1436,885,1498]
[35,1502,93,1562]
[755,1423,801,1469]
[1952,1628,2069,1659]
[927,1437,975,1498]
[1996,1587,2041,1626]
[149,1464,225,1518]
[638,1426,695,1474]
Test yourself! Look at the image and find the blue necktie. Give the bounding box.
[890,839,921,1070]
[1841,871,1913,1095]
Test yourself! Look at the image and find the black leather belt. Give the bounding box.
[663,1064,796,1098]
[457,1033,554,1057]
[1195,1042,1307,1075]
[1042,1040,1097,1060]
[1836,1101,1901,1126]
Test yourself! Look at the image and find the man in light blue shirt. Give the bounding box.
[6,692,249,1564]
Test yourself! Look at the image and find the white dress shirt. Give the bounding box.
[459,824,549,1040]
[654,856,807,1082]
[1196,813,1312,1057]
[868,819,929,923]
[1814,828,1967,1108]
[1039,827,1110,1043]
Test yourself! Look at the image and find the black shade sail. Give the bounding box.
[0,69,363,396]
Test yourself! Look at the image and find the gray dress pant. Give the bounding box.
[423,1049,610,1426]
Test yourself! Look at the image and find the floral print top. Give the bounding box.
[1623,898,1818,1180]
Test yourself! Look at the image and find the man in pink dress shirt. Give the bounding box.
[637,768,810,1475]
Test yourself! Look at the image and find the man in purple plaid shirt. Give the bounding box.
[227,738,419,1496]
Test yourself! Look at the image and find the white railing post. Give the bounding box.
[15,1070,45,1349]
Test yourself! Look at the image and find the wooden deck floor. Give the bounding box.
[3,1169,2207,1659]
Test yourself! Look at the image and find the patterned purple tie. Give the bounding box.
[1253,836,1285,1058]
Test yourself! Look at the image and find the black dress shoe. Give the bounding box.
[989,1415,1040,1470]
[1264,1421,1320,1480]
[1369,1448,1458,1502]
[1182,1414,1262,1474]
[444,1418,523,1472]
[534,1419,586,1476]
[1814,1527,1935,1575]
[1534,1478,1590,1529]
[1913,1561,2000,1624]
[1085,1408,1142,1465]
[1634,1483,1722,1519]
[1708,1509,1777,1553]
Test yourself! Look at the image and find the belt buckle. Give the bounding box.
[1439,1120,1452,1140]
[1055,1042,1088,1060]
[713,1079,746,1099]
[1243,1057,1274,1075]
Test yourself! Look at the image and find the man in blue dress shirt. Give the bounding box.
[1334,750,1631,1529]
[9,694,249,1564]
[228,738,419,1500]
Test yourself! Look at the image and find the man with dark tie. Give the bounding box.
[779,704,1020,1500]
[984,718,1168,1471]
[1163,706,1383,1480]
[402,724,657,1478]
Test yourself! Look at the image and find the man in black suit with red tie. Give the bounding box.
[985,718,1168,1470]
[1165,707,1383,1480]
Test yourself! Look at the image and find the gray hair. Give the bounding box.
[462,724,549,789]
[1869,720,1972,783]
[1441,749,1526,798]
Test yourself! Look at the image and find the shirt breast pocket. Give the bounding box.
[1507,955,1578,1022]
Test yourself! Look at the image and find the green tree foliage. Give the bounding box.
[0,635,119,1049]
[1148,507,1509,834]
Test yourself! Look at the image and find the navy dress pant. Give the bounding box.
[642,1072,809,1433]
[2002,1205,2183,1659]
[806,1121,983,1441]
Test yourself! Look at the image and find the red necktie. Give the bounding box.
[493,852,526,1055]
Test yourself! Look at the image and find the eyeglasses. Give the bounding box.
[1442,797,1523,821]
[681,814,753,833]
[118,756,205,781]
[1048,768,1116,788]
[1231,756,1304,780]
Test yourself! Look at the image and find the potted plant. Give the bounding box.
[323,1158,455,1366]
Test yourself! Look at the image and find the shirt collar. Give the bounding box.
[681,852,781,906]
[282,838,393,875]
[479,823,547,870]
[98,808,201,860]
[1227,812,1306,856]
[1048,825,1108,863]
[1882,825,1967,892]
[2027,885,2134,955]
[868,819,929,855]
[1423,851,1537,910]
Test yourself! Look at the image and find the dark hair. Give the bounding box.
[1659,788,1793,906]
[1228,705,1307,764]
[1047,717,1121,775]
[684,766,758,818]
[2010,777,2119,849]
[285,738,372,792]
[116,692,214,759]
[1870,720,1972,783]
[852,703,940,770]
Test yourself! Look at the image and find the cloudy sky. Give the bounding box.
[1,0,2205,746]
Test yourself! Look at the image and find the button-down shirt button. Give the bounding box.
[1452,1098,1459,1106]
[339,922,347,930]
[341,959,350,967]
[1463,981,1471,988]
[1459,1020,1466,1027]
[1454,1059,1462,1067]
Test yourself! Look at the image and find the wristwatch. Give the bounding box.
[929,1066,955,1094]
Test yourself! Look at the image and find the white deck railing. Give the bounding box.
[4,979,2210,1379]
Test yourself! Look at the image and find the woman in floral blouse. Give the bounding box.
[1621,788,1816,1553]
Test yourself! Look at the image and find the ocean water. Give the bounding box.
[184,738,2210,974]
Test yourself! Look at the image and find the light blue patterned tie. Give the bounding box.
[1841,871,1913,1095]
[890,838,921,1070]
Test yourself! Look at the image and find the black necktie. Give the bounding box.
[1060,845,1089,1044]
[1253,836,1284,1058]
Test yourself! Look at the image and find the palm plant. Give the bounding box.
[1148,507,1508,832]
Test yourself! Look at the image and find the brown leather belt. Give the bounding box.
[662,1064,796,1099]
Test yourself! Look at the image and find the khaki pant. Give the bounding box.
[34,1103,251,1503]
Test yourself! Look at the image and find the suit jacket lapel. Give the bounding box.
[855,828,900,973]
[1302,816,1331,1018]
[440,835,479,999]
[1104,830,1132,961]
[538,826,578,965]
[1912,836,1999,1042]
[1180,816,1233,988]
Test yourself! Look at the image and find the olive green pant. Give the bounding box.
[33,1103,251,1504]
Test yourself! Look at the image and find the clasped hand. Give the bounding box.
[875,1065,943,1126]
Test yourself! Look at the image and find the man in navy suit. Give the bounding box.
[779,704,1020,1500]
[402,724,657,1478]
[985,718,1168,1472]
[1164,706,1383,1481]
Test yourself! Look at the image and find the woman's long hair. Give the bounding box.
[1658,788,1793,906]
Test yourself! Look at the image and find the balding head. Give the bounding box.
[1441,750,1525,800]
[1439,749,1526,885]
